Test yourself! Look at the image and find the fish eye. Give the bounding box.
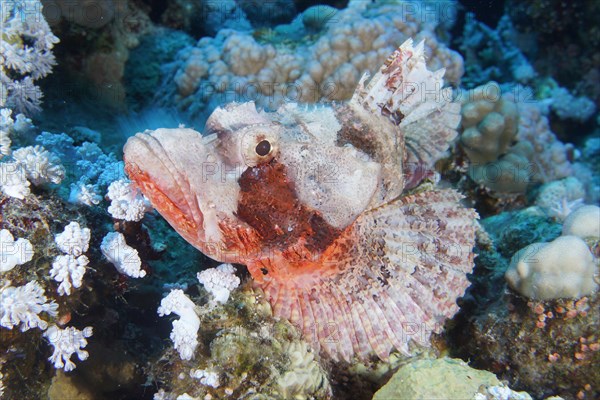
[255,140,271,157]
[240,126,279,167]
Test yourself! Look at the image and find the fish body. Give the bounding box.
[124,39,477,362]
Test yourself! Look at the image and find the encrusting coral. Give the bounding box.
[533,177,586,221]
[373,357,532,400]
[461,292,600,399]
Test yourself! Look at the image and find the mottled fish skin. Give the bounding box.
[124,39,477,362]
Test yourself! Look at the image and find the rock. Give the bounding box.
[373,357,501,400]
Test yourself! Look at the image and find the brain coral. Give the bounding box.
[157,0,464,119]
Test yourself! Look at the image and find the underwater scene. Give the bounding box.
[0,0,599,399]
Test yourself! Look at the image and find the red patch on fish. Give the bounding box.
[237,159,342,254]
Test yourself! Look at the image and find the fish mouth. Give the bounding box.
[124,128,206,245]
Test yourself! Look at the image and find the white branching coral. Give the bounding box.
[43,325,93,372]
[0,109,14,158]
[1,109,34,152]
[0,281,58,331]
[0,110,38,199]
[50,255,89,296]
[50,222,91,295]
[54,222,91,257]
[197,263,240,304]
[106,179,150,221]
[157,289,200,360]
[100,232,146,278]
[69,182,102,206]
[0,132,9,159]
[0,229,34,273]
[0,161,30,199]
[11,145,65,185]
[1,0,60,114]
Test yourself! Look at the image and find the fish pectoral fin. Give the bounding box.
[259,189,478,362]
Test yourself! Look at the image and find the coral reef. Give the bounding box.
[156,0,463,120]
[506,0,600,104]
[449,188,599,399]
[0,280,58,331]
[49,222,91,296]
[0,160,32,199]
[41,0,155,111]
[458,83,575,194]
[123,29,194,109]
[49,253,89,296]
[513,100,574,183]
[534,177,585,221]
[106,179,149,222]
[11,145,65,186]
[196,263,241,304]
[544,86,596,123]
[459,82,518,164]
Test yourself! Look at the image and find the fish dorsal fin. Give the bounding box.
[349,39,461,190]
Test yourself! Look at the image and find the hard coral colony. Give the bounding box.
[124,39,478,362]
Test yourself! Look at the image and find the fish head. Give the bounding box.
[124,101,382,266]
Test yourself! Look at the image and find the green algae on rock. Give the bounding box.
[373,357,502,400]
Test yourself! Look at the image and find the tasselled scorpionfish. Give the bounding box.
[124,39,478,362]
